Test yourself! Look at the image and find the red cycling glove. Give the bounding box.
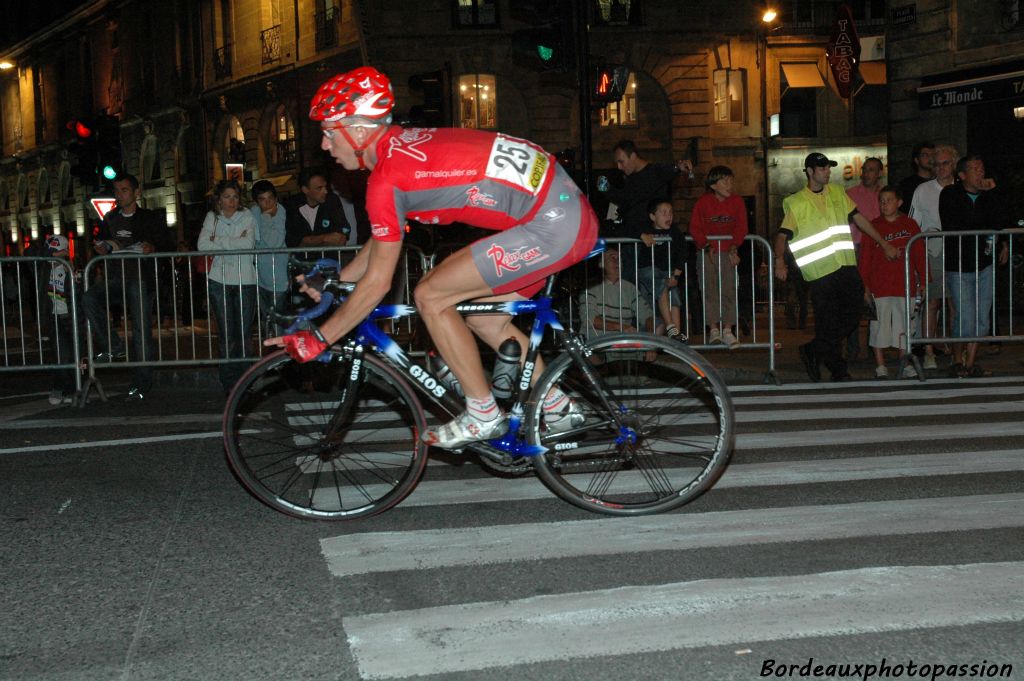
[282,329,328,363]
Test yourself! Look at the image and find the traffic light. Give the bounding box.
[95,115,122,184]
[591,64,631,106]
[509,1,574,72]
[67,118,98,187]
[407,70,450,127]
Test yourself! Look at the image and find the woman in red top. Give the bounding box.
[689,166,748,347]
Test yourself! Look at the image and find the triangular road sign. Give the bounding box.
[90,198,116,219]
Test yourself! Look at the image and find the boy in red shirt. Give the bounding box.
[860,186,928,378]
[689,166,748,347]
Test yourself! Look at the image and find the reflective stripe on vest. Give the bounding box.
[783,186,858,280]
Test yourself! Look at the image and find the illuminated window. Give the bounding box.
[454,0,497,27]
[225,116,246,164]
[458,74,497,129]
[713,68,746,124]
[599,71,637,127]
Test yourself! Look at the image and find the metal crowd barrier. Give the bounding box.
[75,244,434,403]
[564,235,778,384]
[2,235,781,404]
[1,255,83,398]
[903,227,1024,379]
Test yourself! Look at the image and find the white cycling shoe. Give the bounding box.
[544,398,585,434]
[422,411,509,450]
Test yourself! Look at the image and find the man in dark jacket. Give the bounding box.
[284,167,352,259]
[599,140,692,281]
[83,173,171,399]
[939,154,1009,377]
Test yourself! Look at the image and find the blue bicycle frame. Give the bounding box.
[284,241,609,462]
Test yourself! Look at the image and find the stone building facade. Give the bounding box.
[887,0,1024,219]
[1,0,908,256]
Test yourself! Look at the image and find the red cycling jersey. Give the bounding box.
[366,127,556,241]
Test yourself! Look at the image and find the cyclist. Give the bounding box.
[266,66,599,449]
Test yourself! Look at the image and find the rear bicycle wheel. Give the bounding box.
[526,333,734,515]
[223,350,428,520]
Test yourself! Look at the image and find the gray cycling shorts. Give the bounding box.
[470,165,598,298]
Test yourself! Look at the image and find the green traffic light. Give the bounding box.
[102,165,117,181]
[536,44,555,61]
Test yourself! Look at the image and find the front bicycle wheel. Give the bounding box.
[223,349,428,520]
[526,333,734,516]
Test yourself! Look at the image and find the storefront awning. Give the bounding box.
[859,61,886,85]
[918,59,1024,110]
[781,63,825,88]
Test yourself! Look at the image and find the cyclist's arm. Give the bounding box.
[338,240,373,282]
[316,239,402,344]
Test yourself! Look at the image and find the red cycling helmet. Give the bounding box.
[309,66,394,124]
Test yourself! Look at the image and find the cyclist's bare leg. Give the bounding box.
[414,247,497,400]
[464,303,547,380]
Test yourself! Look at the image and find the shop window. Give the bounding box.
[780,63,822,138]
[458,74,497,129]
[453,0,497,27]
[272,105,297,166]
[713,68,747,124]
[599,71,638,127]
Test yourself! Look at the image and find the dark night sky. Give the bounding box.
[1,0,91,51]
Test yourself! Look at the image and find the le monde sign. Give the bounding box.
[919,70,1024,109]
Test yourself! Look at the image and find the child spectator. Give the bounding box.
[637,199,687,341]
[45,235,78,405]
[860,186,928,379]
[689,165,748,347]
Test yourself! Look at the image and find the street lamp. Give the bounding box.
[0,61,14,71]
[762,9,777,23]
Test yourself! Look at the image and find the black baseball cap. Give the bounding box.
[804,152,838,168]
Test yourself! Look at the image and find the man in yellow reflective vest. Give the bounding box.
[773,152,899,381]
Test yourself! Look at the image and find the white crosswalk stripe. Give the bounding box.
[305,378,1024,679]
[344,562,1024,679]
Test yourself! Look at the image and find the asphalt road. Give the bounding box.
[1,373,1022,681]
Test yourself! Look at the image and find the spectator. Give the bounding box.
[598,140,692,278]
[250,180,290,334]
[774,152,898,382]
[860,187,927,379]
[898,142,934,215]
[83,172,169,401]
[690,165,748,347]
[909,144,959,369]
[198,179,258,394]
[284,167,352,259]
[636,199,687,341]
[844,156,885,362]
[45,235,79,405]
[939,154,1009,378]
[579,247,654,340]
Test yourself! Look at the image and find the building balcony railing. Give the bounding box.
[315,3,341,52]
[261,25,282,65]
[780,0,885,34]
[214,44,233,80]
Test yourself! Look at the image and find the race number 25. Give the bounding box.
[485,135,549,196]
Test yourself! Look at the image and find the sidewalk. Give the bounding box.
[704,316,1024,384]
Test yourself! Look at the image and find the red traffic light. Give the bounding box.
[67,120,93,139]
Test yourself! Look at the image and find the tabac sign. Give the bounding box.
[826,4,861,99]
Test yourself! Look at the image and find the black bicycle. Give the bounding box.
[222,240,735,519]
